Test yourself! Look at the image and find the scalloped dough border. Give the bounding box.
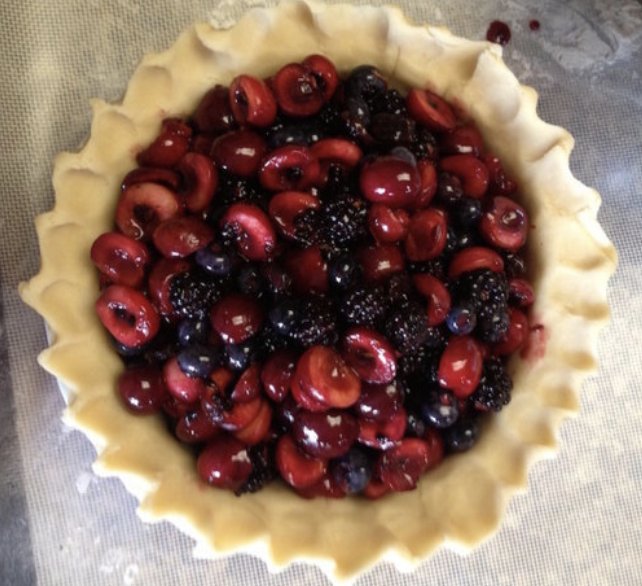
[19,1,617,582]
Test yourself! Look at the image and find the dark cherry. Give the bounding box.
[197,435,253,491]
[175,406,221,444]
[376,437,432,491]
[492,306,528,355]
[122,166,181,191]
[291,409,359,459]
[438,335,483,399]
[268,190,320,240]
[301,54,339,101]
[233,399,272,446]
[359,155,421,208]
[309,138,362,170]
[368,204,410,244]
[479,195,529,251]
[282,245,329,294]
[163,355,206,404]
[356,244,405,282]
[191,84,236,135]
[440,155,489,199]
[412,273,451,326]
[357,407,407,450]
[440,125,485,157]
[406,88,456,131]
[136,117,191,168]
[261,348,297,403]
[117,364,166,414]
[210,293,264,345]
[354,381,402,423]
[404,208,448,262]
[177,152,218,213]
[230,363,262,403]
[152,216,214,258]
[210,130,267,177]
[448,246,504,279]
[146,257,191,316]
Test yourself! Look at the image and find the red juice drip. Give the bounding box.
[529,19,541,31]
[486,20,511,46]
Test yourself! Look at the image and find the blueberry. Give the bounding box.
[176,344,220,378]
[195,247,234,277]
[345,65,387,100]
[446,304,477,336]
[177,317,209,346]
[330,446,374,494]
[421,389,459,428]
[389,145,417,166]
[267,125,311,149]
[224,339,260,371]
[328,254,360,290]
[405,409,427,438]
[344,95,371,126]
[268,298,299,336]
[435,172,463,206]
[443,415,481,452]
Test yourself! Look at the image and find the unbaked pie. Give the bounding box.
[20,0,617,581]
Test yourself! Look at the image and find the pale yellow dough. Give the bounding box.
[19,0,617,582]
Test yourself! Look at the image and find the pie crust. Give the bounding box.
[19,0,617,582]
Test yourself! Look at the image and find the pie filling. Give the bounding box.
[91,55,535,499]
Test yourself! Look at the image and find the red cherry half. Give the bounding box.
[448,246,504,279]
[479,196,529,251]
[413,274,451,326]
[95,285,160,348]
[210,294,264,344]
[229,74,277,128]
[438,335,483,399]
[276,433,327,489]
[117,365,166,414]
[342,327,397,385]
[404,208,448,262]
[177,152,218,213]
[136,117,191,168]
[259,145,321,191]
[268,190,320,240]
[272,62,326,118]
[197,435,252,492]
[152,216,214,258]
[91,232,150,288]
[210,130,267,177]
[220,202,277,262]
[440,154,489,199]
[406,88,456,131]
[359,155,421,208]
[376,437,432,491]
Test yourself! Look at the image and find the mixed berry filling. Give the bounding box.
[91,55,534,498]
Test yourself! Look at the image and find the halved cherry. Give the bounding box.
[291,409,359,459]
[295,471,346,499]
[290,375,331,412]
[359,155,421,208]
[220,396,263,432]
[191,84,235,135]
[301,54,339,101]
[163,356,206,404]
[484,154,517,197]
[404,208,448,262]
[146,257,191,315]
[268,191,320,240]
[95,284,160,348]
[136,117,192,168]
[210,293,264,345]
[282,245,328,294]
[261,348,297,403]
[492,307,529,355]
[233,399,272,445]
[117,364,167,414]
[416,159,438,208]
[367,204,410,244]
[413,273,451,326]
[354,381,402,423]
[152,216,214,258]
[177,152,218,213]
[422,427,445,471]
[258,145,321,191]
[356,243,405,282]
[175,406,221,444]
[197,435,252,491]
[230,363,262,403]
[406,88,457,131]
[220,202,277,262]
[309,138,362,169]
[229,74,277,128]
[448,246,505,279]
[276,433,327,489]
[121,167,180,191]
[116,182,182,241]
[508,278,535,308]
[294,345,361,409]
[272,62,326,117]
[479,195,529,251]
[376,437,432,492]
[210,129,267,177]
[357,407,407,450]
[438,335,484,399]
[362,478,391,500]
[342,327,397,385]
[91,232,150,288]
[440,125,485,157]
[440,154,489,199]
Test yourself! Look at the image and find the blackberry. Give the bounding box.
[256,321,291,357]
[272,296,338,347]
[369,112,415,145]
[384,272,414,306]
[396,343,440,380]
[383,300,430,355]
[169,271,223,318]
[368,88,407,115]
[470,358,513,412]
[340,284,387,327]
[408,257,447,280]
[410,126,438,161]
[292,207,321,247]
[317,195,368,250]
[216,172,265,208]
[236,443,277,495]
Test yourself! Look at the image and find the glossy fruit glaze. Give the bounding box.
[91,55,534,498]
